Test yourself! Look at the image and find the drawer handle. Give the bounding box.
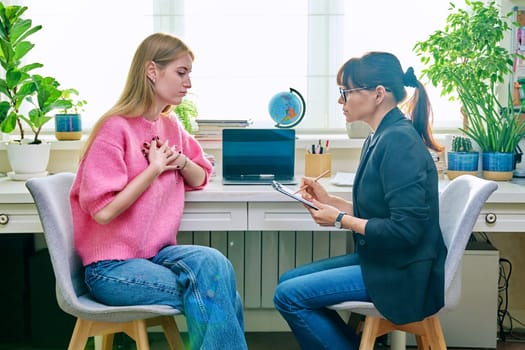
[485,213,497,224]
[0,213,9,225]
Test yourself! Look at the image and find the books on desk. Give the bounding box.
[195,119,252,140]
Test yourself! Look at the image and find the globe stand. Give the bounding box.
[269,88,306,128]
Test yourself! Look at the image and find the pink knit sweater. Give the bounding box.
[70,115,213,266]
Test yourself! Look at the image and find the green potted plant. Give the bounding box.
[54,88,87,141]
[174,98,198,134]
[414,0,525,181]
[447,135,479,179]
[0,3,73,179]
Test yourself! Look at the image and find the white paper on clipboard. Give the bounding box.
[271,181,319,210]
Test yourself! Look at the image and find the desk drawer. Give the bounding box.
[180,202,247,231]
[474,203,525,232]
[248,202,328,231]
[0,204,42,234]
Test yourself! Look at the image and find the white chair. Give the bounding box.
[26,172,185,350]
[329,174,498,349]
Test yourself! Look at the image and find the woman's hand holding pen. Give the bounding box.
[297,177,336,225]
[298,176,331,203]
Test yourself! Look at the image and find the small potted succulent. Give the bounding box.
[54,88,87,141]
[447,135,479,180]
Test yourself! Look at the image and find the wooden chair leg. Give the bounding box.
[68,315,185,350]
[132,320,151,350]
[101,334,114,350]
[415,335,429,350]
[159,316,185,350]
[423,316,446,350]
[67,318,92,350]
[358,315,446,350]
[359,316,381,350]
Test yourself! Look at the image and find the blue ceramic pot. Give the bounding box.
[482,152,514,171]
[55,113,82,140]
[447,152,479,171]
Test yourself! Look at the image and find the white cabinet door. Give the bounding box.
[0,204,42,234]
[180,202,247,231]
[248,202,328,231]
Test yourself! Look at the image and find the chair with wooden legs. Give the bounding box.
[26,173,185,350]
[329,174,498,349]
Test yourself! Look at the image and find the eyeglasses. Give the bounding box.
[339,86,391,103]
[339,87,367,102]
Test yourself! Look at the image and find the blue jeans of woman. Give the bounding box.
[85,245,247,350]
[273,253,370,350]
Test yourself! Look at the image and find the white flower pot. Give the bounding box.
[6,142,51,180]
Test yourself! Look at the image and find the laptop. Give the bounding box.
[222,128,297,185]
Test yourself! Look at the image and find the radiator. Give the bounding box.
[177,230,352,309]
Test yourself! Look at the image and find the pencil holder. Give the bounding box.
[305,153,332,178]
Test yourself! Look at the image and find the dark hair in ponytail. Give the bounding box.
[337,52,443,152]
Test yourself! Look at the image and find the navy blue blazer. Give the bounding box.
[352,108,447,325]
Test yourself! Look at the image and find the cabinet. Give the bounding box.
[179,202,247,231]
[0,177,523,337]
[249,202,331,231]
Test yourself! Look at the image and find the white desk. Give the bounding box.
[1,175,525,234]
[0,175,523,347]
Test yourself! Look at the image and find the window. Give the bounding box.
[13,0,466,133]
[13,0,153,130]
[342,1,464,130]
[168,0,310,128]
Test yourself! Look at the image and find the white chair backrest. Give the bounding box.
[438,175,497,307]
[26,173,87,315]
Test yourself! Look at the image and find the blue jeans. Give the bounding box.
[273,253,370,350]
[85,245,247,350]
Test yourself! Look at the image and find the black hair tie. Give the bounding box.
[403,67,418,87]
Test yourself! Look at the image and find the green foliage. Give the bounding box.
[414,0,525,153]
[24,75,72,138]
[59,88,87,114]
[451,135,474,152]
[414,0,515,102]
[0,2,83,143]
[460,87,525,153]
[174,98,198,134]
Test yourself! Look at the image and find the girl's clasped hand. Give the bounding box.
[142,136,185,171]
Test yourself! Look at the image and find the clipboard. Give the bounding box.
[271,180,319,210]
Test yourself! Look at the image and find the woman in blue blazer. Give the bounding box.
[274,52,447,349]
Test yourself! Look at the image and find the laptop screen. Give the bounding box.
[222,128,296,183]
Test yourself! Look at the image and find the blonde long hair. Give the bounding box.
[80,33,194,159]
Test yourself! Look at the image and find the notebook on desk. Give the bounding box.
[222,128,298,185]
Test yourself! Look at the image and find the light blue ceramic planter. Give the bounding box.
[54,113,82,140]
[482,152,514,171]
[482,152,514,181]
[447,151,479,179]
[447,152,479,171]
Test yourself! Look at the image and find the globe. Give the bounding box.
[268,88,306,128]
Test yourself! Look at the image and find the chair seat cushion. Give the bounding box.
[59,293,182,322]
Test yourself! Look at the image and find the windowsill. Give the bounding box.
[0,130,457,152]
[197,133,366,150]
[0,136,86,151]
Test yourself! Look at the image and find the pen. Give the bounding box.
[293,169,331,194]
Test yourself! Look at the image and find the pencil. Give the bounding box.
[293,169,330,194]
